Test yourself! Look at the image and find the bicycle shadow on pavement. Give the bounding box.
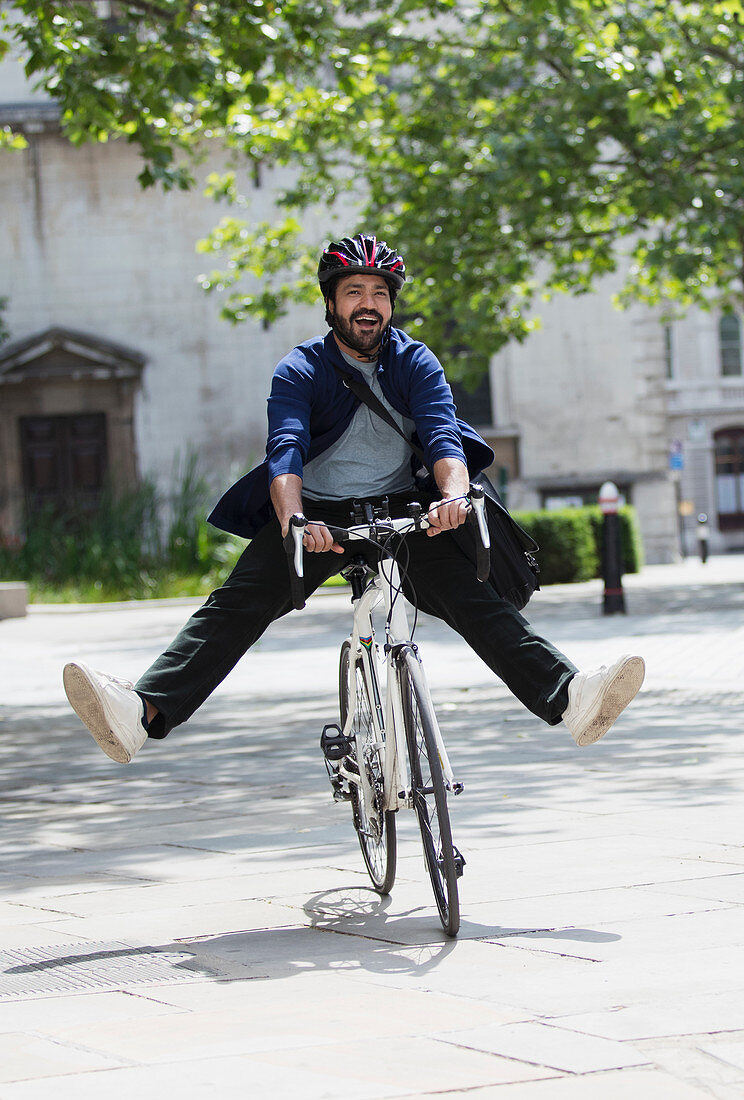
[178,913,459,985]
[0,913,457,995]
[301,886,623,949]
[168,894,621,987]
[0,907,617,1001]
[301,886,461,946]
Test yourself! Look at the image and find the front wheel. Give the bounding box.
[339,640,397,895]
[400,646,461,936]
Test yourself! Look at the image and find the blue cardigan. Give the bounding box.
[208,328,495,538]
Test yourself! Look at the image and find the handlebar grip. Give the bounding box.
[326,525,350,545]
[469,484,491,583]
[283,513,307,610]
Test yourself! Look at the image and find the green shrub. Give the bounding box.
[0,454,242,602]
[513,508,598,585]
[512,505,643,586]
[0,482,161,599]
[165,452,233,573]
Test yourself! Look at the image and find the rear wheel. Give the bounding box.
[339,640,397,895]
[400,646,461,936]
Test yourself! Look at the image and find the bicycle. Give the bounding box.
[284,487,491,937]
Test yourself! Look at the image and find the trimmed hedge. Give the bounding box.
[512,505,643,587]
[588,505,644,576]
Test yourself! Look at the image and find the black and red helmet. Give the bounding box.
[318,233,406,293]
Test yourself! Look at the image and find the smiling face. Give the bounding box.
[327,273,394,360]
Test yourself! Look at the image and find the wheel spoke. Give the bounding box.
[401,648,460,937]
[339,641,396,895]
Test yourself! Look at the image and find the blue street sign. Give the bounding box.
[669,441,684,471]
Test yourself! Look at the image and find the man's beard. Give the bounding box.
[331,309,387,357]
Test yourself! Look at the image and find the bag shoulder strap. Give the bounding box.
[331,361,428,468]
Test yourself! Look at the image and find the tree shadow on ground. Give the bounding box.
[1,675,743,882]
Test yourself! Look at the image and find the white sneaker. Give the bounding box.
[563,655,645,747]
[63,661,149,764]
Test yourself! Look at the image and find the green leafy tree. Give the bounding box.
[4,1,744,368]
[242,0,744,365]
[0,0,370,187]
[201,0,744,367]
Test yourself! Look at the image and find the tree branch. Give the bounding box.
[666,11,744,73]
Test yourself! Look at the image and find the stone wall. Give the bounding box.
[489,272,680,562]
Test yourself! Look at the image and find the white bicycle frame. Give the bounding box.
[287,492,488,834]
[336,524,460,819]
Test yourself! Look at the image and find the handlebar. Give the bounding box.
[282,513,308,611]
[283,486,492,611]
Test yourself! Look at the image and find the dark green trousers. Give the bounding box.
[136,495,576,738]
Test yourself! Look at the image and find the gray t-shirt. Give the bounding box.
[302,350,416,500]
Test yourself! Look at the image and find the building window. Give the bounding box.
[449,362,493,427]
[714,427,744,530]
[20,413,108,513]
[719,314,742,377]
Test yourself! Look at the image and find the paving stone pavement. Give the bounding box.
[0,553,743,1098]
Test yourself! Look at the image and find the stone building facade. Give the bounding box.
[663,312,744,557]
[485,289,744,561]
[487,282,677,564]
[2,51,743,563]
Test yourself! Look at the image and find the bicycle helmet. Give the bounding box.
[318,233,406,293]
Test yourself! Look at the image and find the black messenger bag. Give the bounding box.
[332,363,540,611]
[452,473,540,611]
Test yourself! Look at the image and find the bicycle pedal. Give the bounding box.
[321,723,353,762]
[453,847,466,879]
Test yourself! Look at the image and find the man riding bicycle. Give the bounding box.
[64,232,645,763]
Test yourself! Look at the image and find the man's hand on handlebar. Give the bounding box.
[428,457,471,536]
[272,473,343,555]
[426,495,469,537]
[281,517,344,555]
[281,485,491,612]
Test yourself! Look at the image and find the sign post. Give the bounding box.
[669,441,687,558]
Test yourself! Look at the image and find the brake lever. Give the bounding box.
[282,513,307,610]
[469,484,491,583]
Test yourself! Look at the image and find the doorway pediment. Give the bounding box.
[0,327,146,385]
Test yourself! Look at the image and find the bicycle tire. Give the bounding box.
[400,646,460,936]
[339,640,397,895]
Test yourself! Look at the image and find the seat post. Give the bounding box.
[343,556,370,601]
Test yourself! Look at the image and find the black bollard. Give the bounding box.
[599,481,626,615]
[697,513,709,564]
